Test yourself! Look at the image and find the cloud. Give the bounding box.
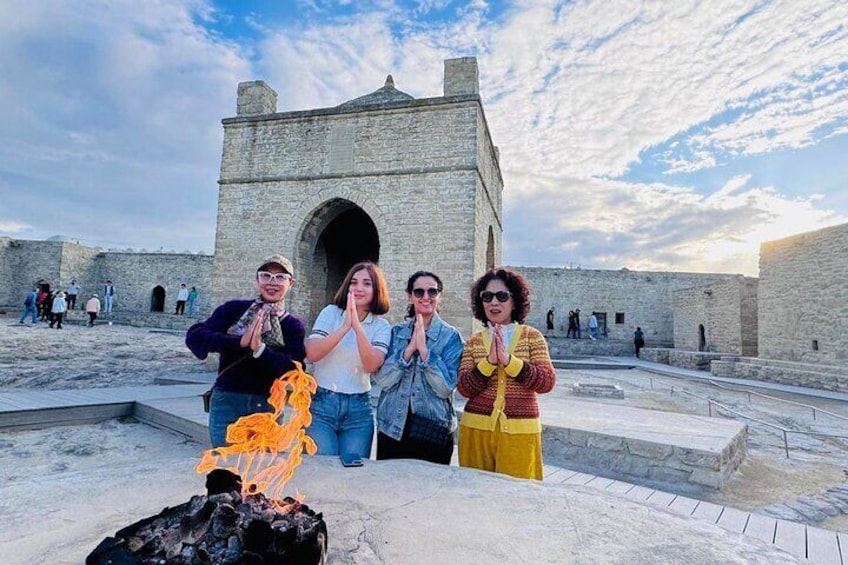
[0,220,31,233]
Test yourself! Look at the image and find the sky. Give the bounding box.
[0,0,846,276]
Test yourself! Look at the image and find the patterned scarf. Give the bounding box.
[227,298,288,350]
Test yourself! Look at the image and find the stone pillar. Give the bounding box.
[236,81,278,116]
[444,57,479,97]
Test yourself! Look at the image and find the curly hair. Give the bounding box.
[470,267,531,324]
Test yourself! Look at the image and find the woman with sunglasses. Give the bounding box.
[457,267,556,479]
[373,271,464,464]
[186,255,305,448]
[305,262,391,459]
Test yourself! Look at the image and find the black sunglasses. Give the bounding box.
[480,290,511,303]
[412,288,440,298]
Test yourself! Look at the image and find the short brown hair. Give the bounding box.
[470,267,531,324]
[332,262,391,315]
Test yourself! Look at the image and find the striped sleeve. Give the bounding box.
[514,327,556,393]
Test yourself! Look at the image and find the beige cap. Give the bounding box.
[258,254,294,276]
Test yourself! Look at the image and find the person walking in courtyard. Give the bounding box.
[85,293,101,327]
[103,280,116,313]
[175,283,189,315]
[19,287,38,324]
[36,288,49,321]
[545,306,555,334]
[186,255,306,448]
[589,312,599,340]
[50,291,67,329]
[457,267,556,480]
[373,271,463,465]
[305,262,391,460]
[566,310,576,338]
[187,286,198,316]
[44,291,56,325]
[634,326,645,358]
[573,308,581,339]
[66,279,80,310]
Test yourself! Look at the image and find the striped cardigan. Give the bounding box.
[457,324,556,434]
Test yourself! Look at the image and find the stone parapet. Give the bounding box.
[641,348,670,364]
[547,337,652,357]
[540,398,747,490]
[711,358,848,393]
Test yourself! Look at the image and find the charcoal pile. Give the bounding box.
[87,471,327,564]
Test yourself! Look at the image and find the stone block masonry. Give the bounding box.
[759,222,848,365]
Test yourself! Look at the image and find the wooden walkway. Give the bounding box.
[0,385,845,564]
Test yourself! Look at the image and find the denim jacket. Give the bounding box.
[373,314,465,441]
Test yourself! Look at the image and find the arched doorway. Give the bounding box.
[486,226,495,270]
[698,324,706,352]
[298,199,380,324]
[151,286,166,312]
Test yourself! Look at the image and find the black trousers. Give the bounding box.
[88,312,97,326]
[50,313,64,329]
[376,427,454,465]
[67,295,77,310]
[175,300,186,314]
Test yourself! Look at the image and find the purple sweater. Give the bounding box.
[185,299,306,395]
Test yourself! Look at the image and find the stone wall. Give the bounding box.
[512,268,738,345]
[0,239,64,305]
[212,60,502,335]
[759,223,848,364]
[672,276,758,355]
[97,252,213,314]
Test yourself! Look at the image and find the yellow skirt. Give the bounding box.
[458,424,543,480]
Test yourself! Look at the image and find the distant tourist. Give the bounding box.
[44,291,56,324]
[374,271,463,465]
[187,286,198,316]
[19,287,39,324]
[634,326,645,358]
[103,280,116,313]
[175,283,189,315]
[546,306,555,334]
[66,279,80,310]
[566,310,577,338]
[589,312,599,340]
[185,255,306,448]
[305,262,391,459]
[50,291,67,329]
[36,288,49,321]
[573,308,581,339]
[85,293,101,327]
[457,268,556,480]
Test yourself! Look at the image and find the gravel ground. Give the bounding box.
[1,317,846,533]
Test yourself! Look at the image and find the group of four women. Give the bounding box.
[186,255,556,480]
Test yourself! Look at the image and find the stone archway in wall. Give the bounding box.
[296,198,380,325]
[151,286,166,312]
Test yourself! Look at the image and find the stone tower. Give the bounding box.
[211,57,503,335]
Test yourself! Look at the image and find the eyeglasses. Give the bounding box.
[412,288,440,298]
[257,271,292,284]
[480,290,511,303]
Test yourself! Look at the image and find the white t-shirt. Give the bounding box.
[309,305,391,394]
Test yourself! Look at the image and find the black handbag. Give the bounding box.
[405,412,451,445]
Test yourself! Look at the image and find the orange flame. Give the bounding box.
[196,361,318,504]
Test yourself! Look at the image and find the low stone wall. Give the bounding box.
[641,348,670,364]
[539,398,748,491]
[640,348,722,371]
[547,337,658,357]
[711,358,848,393]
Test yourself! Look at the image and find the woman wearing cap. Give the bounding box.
[85,293,101,327]
[186,255,306,448]
[305,262,391,459]
[457,267,556,480]
[373,271,463,464]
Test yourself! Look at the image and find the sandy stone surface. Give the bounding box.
[0,423,801,565]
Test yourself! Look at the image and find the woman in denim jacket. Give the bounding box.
[373,271,464,464]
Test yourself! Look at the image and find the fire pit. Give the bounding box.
[86,470,327,564]
[87,363,324,564]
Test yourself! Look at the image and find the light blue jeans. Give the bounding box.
[19,305,38,323]
[208,389,273,448]
[306,387,374,459]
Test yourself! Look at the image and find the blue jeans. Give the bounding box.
[208,389,273,448]
[19,305,37,323]
[306,387,374,459]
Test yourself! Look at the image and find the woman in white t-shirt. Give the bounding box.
[305,262,391,458]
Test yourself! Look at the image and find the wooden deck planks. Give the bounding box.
[716,506,750,534]
[773,519,807,561]
[806,526,842,565]
[691,500,724,524]
[604,480,635,495]
[646,490,676,507]
[668,495,700,517]
[744,513,777,544]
